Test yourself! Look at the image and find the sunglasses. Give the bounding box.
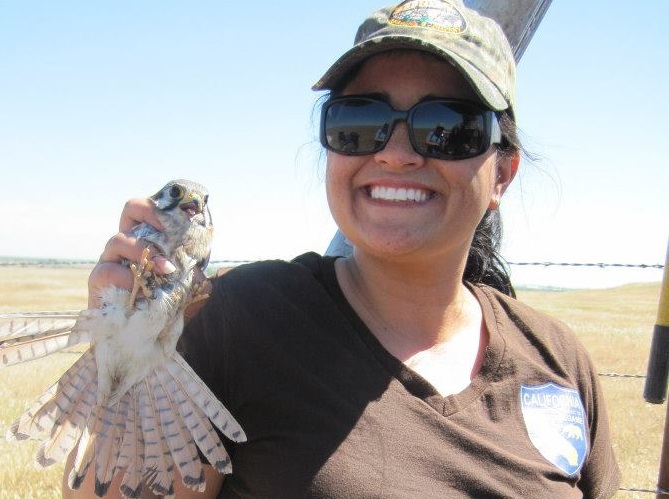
[320,95,502,161]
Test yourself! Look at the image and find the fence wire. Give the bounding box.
[619,486,668,495]
[506,262,664,269]
[208,260,665,269]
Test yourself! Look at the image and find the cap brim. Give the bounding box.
[312,36,508,111]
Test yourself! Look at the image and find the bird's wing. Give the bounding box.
[0,311,90,366]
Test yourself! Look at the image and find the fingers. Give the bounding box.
[88,262,133,309]
[119,198,165,233]
[88,197,174,309]
[100,232,151,268]
[89,233,176,309]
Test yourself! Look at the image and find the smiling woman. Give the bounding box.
[322,51,517,292]
[62,1,620,498]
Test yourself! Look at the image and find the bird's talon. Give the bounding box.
[128,248,153,309]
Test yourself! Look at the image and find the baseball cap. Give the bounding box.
[312,0,515,112]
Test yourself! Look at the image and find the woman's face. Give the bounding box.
[325,50,517,263]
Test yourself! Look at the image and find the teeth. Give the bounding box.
[369,186,429,202]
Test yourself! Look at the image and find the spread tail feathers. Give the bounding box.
[9,348,245,498]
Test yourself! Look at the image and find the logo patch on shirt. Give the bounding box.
[520,383,588,476]
[390,0,467,34]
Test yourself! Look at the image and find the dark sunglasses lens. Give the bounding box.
[412,102,487,159]
[324,99,391,154]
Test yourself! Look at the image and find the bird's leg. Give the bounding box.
[189,279,212,306]
[183,273,213,322]
[128,247,155,310]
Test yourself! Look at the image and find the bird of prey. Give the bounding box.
[0,179,246,498]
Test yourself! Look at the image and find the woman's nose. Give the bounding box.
[373,121,425,170]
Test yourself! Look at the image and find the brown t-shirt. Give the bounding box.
[180,253,621,498]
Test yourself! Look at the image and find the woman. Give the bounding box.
[66,1,620,497]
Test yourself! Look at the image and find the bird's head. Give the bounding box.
[149,179,214,270]
[151,179,211,228]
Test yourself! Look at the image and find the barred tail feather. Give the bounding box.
[159,359,233,474]
[9,350,97,442]
[117,388,145,499]
[138,379,175,498]
[94,395,128,497]
[37,380,96,467]
[36,362,98,467]
[152,366,205,491]
[168,353,246,442]
[68,404,103,491]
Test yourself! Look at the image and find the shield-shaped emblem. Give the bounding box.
[520,383,588,476]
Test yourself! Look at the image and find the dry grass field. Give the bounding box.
[0,265,664,498]
[0,266,90,498]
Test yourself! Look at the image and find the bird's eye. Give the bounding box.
[169,185,184,199]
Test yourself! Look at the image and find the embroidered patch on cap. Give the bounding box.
[520,383,588,476]
[389,0,467,33]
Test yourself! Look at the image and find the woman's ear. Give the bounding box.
[489,151,519,210]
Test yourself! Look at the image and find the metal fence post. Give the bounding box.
[644,240,669,497]
[645,242,669,403]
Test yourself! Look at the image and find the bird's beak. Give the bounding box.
[179,193,205,218]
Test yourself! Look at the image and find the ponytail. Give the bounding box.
[464,209,515,297]
[464,110,519,297]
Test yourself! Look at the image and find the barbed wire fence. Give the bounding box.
[206,260,666,270]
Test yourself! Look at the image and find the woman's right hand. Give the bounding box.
[87,197,171,309]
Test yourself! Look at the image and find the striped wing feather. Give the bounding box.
[0,311,89,366]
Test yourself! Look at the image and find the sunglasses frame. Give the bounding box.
[320,95,503,161]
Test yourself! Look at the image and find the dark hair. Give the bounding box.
[464,110,517,298]
[465,209,515,297]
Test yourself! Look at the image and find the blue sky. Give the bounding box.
[1,1,667,288]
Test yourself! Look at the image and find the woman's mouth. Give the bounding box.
[367,185,432,202]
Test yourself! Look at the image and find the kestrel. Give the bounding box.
[0,179,246,498]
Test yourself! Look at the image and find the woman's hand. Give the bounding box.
[87,197,170,309]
